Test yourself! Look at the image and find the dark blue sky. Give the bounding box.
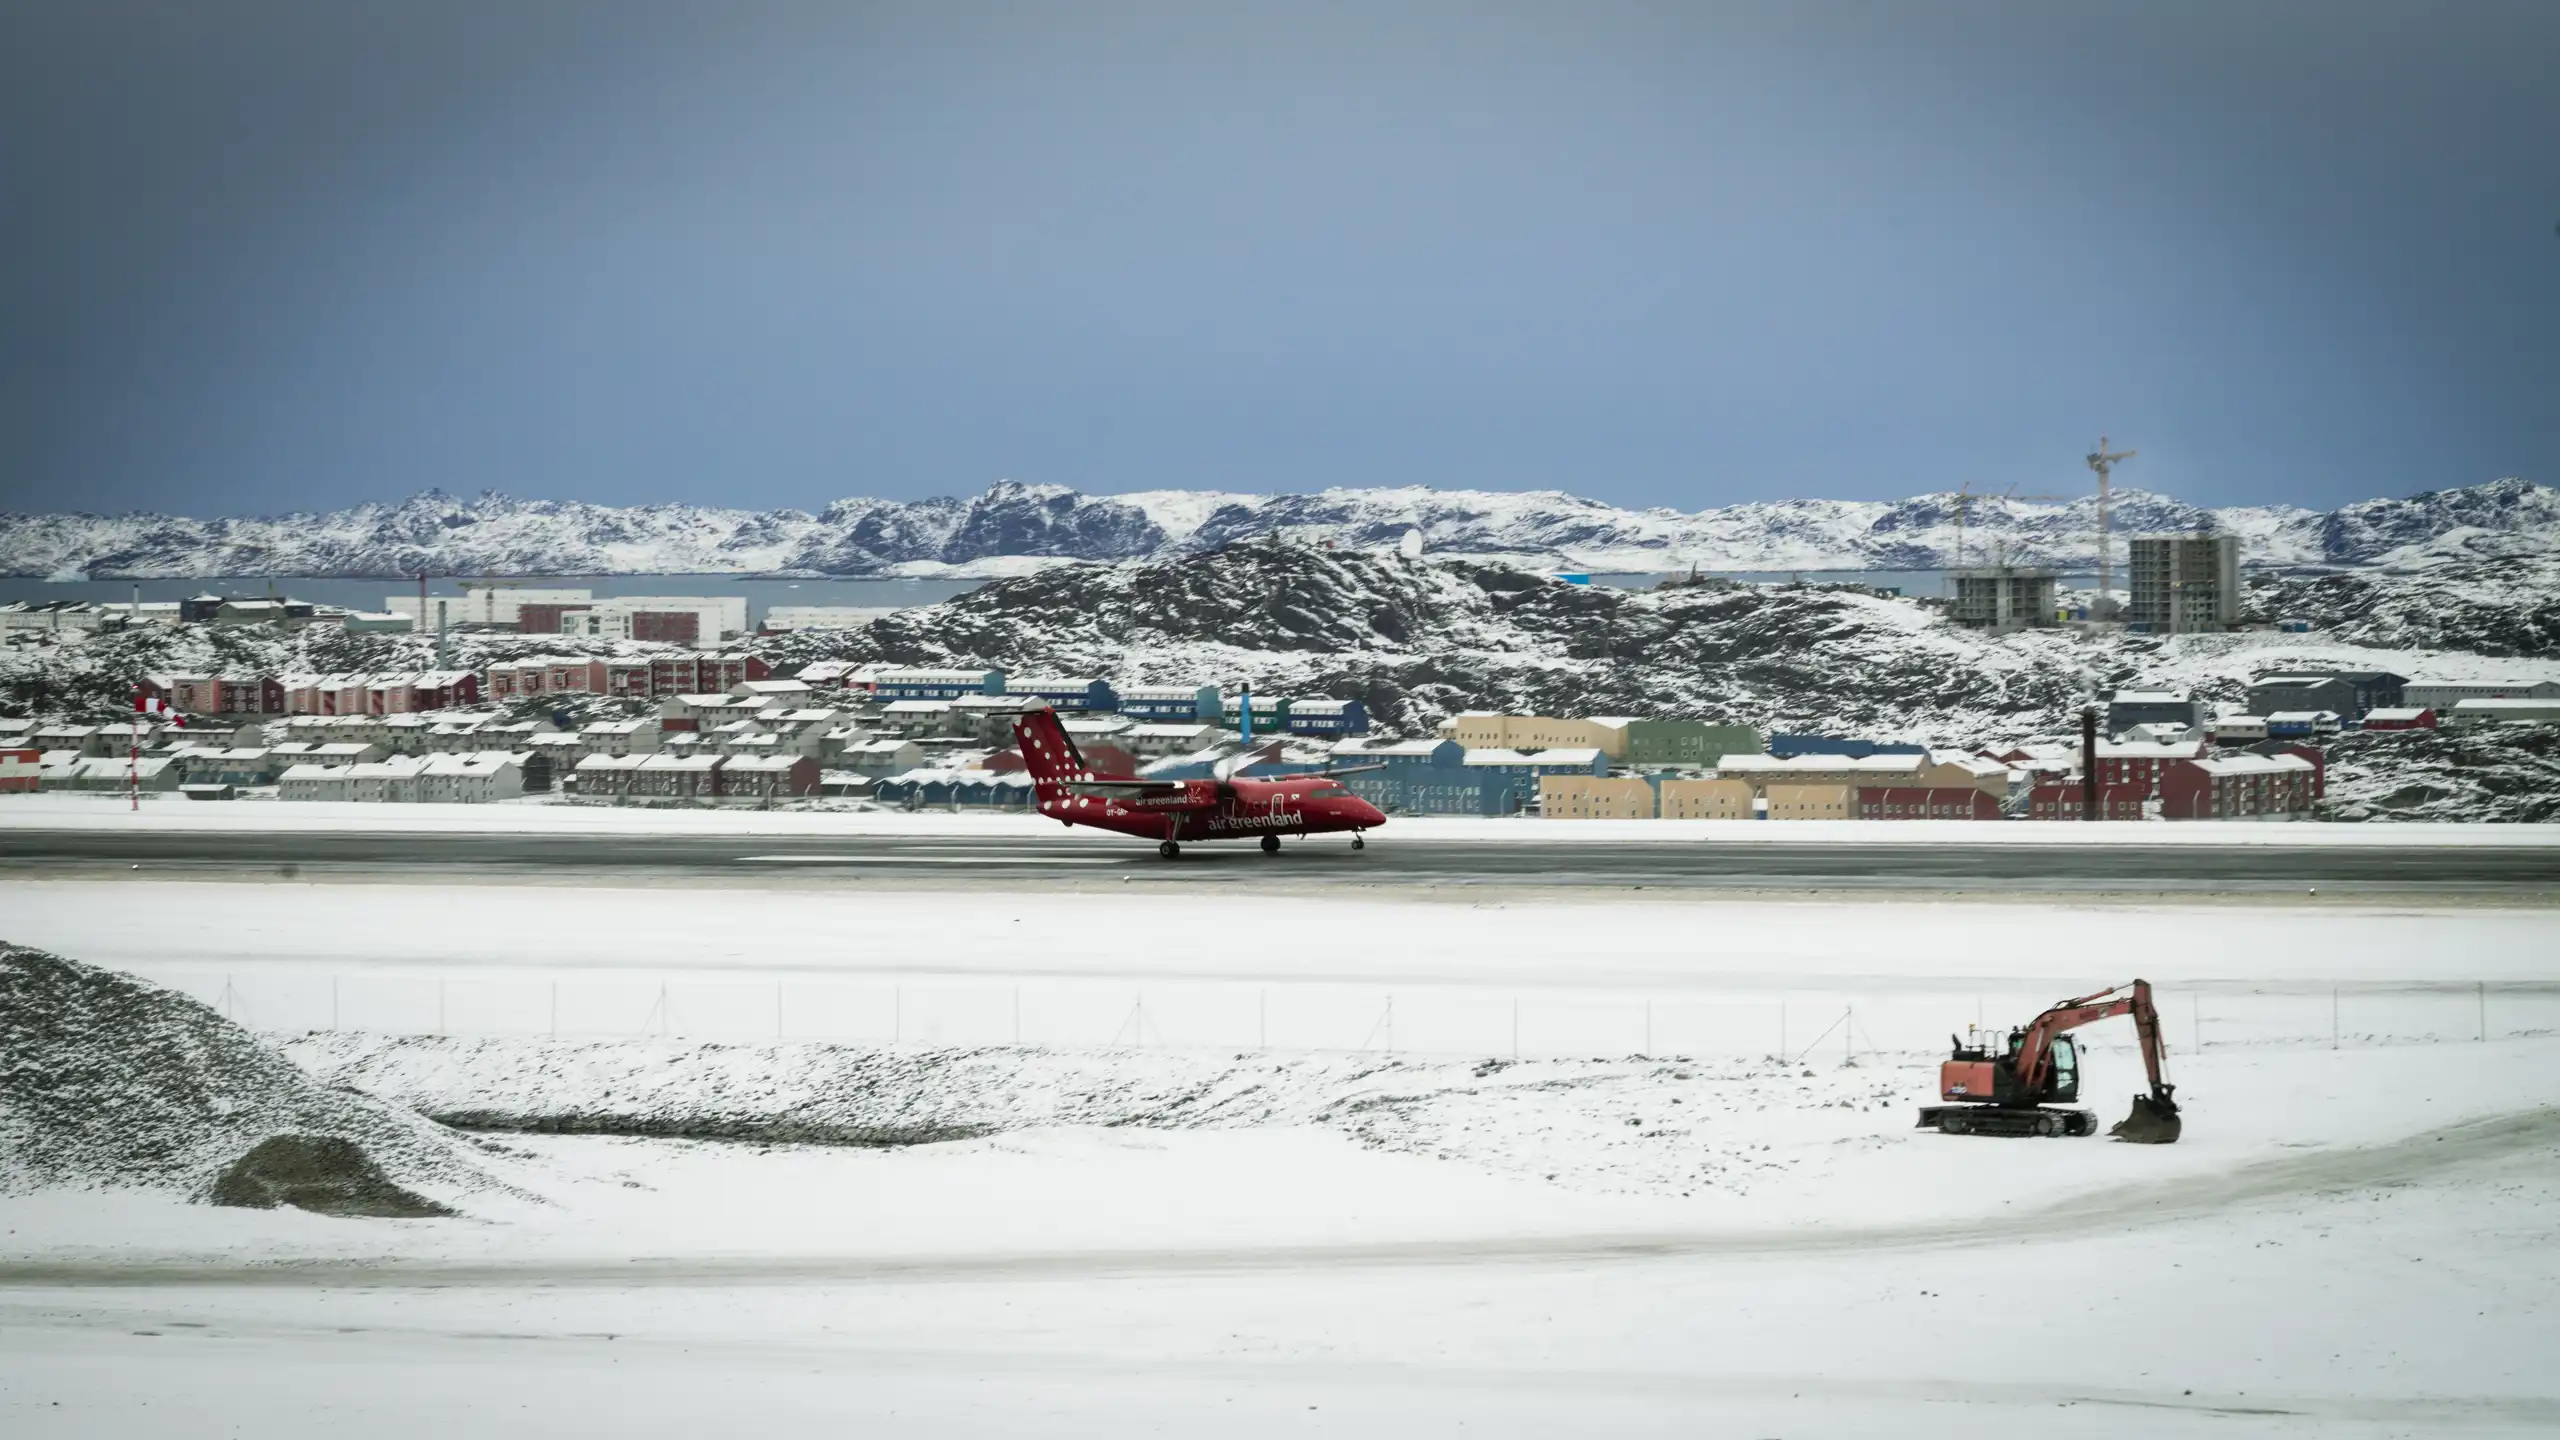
[5,1,2554,517]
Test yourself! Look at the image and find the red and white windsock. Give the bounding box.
[132,690,187,727]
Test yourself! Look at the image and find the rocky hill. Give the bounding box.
[6,477,2550,580]
[759,540,2554,744]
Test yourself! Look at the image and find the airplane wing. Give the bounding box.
[1064,778,1195,798]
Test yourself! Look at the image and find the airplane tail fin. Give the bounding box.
[1011,706,1090,801]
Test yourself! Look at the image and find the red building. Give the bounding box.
[0,747,39,793]
[1854,786,2002,820]
[2159,755,2316,821]
[487,652,770,702]
[2093,739,2207,793]
[2361,708,2436,731]
[2026,781,2146,821]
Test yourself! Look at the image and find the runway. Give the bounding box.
[5,824,2557,893]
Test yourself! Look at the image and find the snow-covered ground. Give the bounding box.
[6,879,2556,1435]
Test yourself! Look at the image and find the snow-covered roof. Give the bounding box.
[423,753,514,777]
[1126,722,1218,737]
[1714,753,1925,774]
[575,753,649,772]
[639,752,723,772]
[722,753,809,773]
[2449,698,2560,714]
[279,763,350,781]
[2265,710,2341,723]
[2362,708,2432,722]
[2093,740,2206,759]
[1333,739,1451,758]
[883,699,954,714]
[1120,685,1211,701]
[2191,754,2315,777]
[2109,689,2189,703]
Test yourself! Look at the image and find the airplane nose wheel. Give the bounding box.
[1158,840,1181,860]
[1352,833,1365,850]
[1260,834,1280,854]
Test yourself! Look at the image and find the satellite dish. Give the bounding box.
[1397,528,1425,559]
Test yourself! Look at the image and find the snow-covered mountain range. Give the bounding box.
[6,477,2551,579]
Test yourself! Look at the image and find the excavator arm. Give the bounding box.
[2013,980,2181,1143]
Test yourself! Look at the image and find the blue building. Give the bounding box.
[1119,684,1221,723]
[1282,698,1370,737]
[873,668,1005,701]
[1461,746,1608,811]
[1769,734,1928,760]
[870,768,1035,809]
[1221,693,1290,736]
[1003,676,1118,713]
[1327,738,1560,816]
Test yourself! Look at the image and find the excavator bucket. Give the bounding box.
[2109,1094,2182,1144]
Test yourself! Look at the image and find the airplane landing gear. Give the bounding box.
[1260,834,1280,854]
[1158,840,1181,860]
[1352,832,1366,850]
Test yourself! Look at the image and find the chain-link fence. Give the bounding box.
[144,968,2560,1063]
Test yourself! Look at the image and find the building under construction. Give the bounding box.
[1948,566,2059,631]
[2126,534,2241,633]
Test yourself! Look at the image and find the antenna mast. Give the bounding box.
[2085,435,2137,612]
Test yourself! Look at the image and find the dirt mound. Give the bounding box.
[206,1135,457,1217]
[0,943,493,1208]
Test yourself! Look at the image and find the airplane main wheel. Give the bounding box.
[1352,834,1366,850]
[1158,841,1180,860]
[1261,834,1280,854]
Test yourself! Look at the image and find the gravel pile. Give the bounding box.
[0,944,496,1208]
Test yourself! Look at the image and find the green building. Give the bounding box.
[1616,719,1763,767]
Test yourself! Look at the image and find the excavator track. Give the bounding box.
[1917,1106,2098,1138]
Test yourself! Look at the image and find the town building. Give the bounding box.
[2105,690,2198,734]
[2447,698,2560,729]
[2208,712,2269,744]
[1439,713,1626,757]
[1003,677,1117,712]
[1610,719,1763,767]
[2404,678,2560,712]
[570,752,647,799]
[0,746,38,793]
[343,756,431,803]
[2159,754,2316,820]
[1659,777,1756,819]
[2093,739,2208,793]
[2026,781,2147,820]
[1462,747,1609,812]
[1119,722,1226,759]
[579,719,662,756]
[277,763,351,802]
[1328,738,1520,816]
[764,606,898,632]
[415,753,524,804]
[2265,711,2343,740]
[1855,786,2003,820]
[1763,784,1852,820]
[1280,698,1371,737]
[2126,534,2241,633]
[2360,707,2436,731]
[2249,671,2403,720]
[1948,566,2059,631]
[874,668,1006,701]
[1118,685,1221,723]
[720,753,819,802]
[1538,774,1657,819]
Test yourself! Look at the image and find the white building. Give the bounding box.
[417,752,524,804]
[278,763,352,802]
[764,606,898,632]
[2406,679,2560,712]
[2446,698,2560,729]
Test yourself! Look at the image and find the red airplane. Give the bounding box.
[1013,707,1386,858]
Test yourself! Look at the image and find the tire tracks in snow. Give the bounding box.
[5,1105,2554,1289]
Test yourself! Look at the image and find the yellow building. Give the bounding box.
[1440,713,1630,760]
[1539,774,1657,818]
[1660,777,1756,819]
[1763,783,1853,819]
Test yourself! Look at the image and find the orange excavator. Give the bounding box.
[1917,980,2182,1143]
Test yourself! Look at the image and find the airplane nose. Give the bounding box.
[1355,799,1387,827]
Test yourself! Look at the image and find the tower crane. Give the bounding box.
[2086,436,2138,611]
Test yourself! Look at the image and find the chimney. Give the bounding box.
[435,599,449,670]
[2080,705,2100,822]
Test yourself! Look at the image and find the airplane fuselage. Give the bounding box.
[1041,773,1384,843]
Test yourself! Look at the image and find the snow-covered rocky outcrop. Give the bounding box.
[6,478,2548,579]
